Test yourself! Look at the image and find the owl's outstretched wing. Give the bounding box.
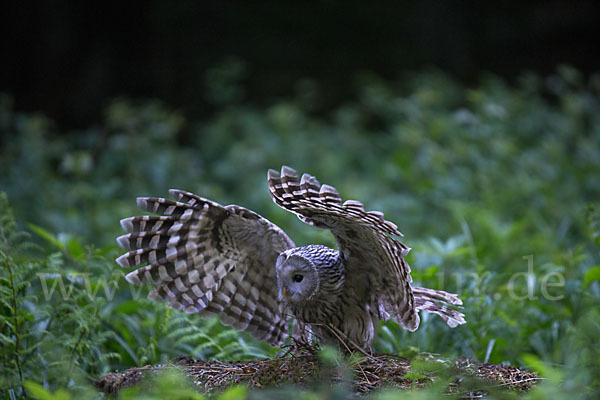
[116,190,297,346]
[267,166,465,331]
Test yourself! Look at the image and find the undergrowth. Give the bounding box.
[1,65,599,399]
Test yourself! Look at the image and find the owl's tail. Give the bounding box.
[412,286,466,328]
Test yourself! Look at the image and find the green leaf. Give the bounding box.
[583,266,600,287]
[66,238,85,260]
[218,386,247,400]
[318,345,342,367]
[23,381,56,400]
[116,300,143,314]
[0,332,15,344]
[521,353,561,382]
[28,224,64,250]
[52,389,71,400]
[402,371,428,380]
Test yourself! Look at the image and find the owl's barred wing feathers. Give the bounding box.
[116,189,297,346]
[267,166,465,330]
[412,286,465,328]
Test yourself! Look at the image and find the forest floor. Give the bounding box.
[95,346,541,397]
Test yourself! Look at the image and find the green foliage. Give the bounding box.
[117,369,207,400]
[1,193,35,397]
[1,195,122,398]
[1,65,600,398]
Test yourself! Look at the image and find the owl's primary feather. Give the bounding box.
[116,190,298,345]
[116,166,465,350]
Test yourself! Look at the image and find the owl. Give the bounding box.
[116,166,465,350]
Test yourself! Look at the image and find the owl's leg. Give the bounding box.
[316,323,373,356]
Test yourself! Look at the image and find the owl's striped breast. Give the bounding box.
[287,248,376,346]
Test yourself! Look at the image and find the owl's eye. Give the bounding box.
[292,274,304,283]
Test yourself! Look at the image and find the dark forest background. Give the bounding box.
[2,1,599,129]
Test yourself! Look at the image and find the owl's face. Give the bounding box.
[275,249,319,305]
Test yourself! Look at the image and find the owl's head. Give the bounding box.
[275,248,320,305]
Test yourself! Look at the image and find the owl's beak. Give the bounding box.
[282,287,288,297]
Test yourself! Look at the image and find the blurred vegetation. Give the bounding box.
[1,64,600,399]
